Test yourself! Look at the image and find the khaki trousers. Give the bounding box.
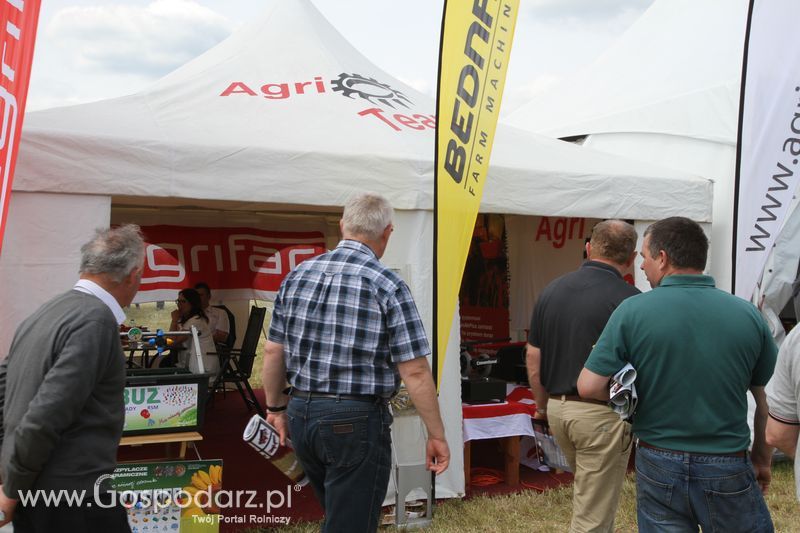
[547,397,632,533]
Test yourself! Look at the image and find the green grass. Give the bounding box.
[260,461,796,532]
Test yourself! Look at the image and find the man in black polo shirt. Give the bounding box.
[526,219,639,533]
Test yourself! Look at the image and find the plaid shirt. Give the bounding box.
[268,239,430,396]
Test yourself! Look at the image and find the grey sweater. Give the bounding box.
[0,290,125,496]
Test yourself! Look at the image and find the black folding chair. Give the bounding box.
[209,305,266,417]
[213,304,236,352]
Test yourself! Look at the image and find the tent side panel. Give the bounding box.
[382,210,464,499]
[0,192,111,356]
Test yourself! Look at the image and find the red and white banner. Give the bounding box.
[0,0,40,255]
[136,225,326,302]
[733,0,800,299]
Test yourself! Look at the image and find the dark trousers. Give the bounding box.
[287,396,393,533]
[635,445,773,532]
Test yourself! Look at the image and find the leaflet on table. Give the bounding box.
[608,363,637,421]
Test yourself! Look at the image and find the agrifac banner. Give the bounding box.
[0,0,40,255]
[733,0,800,299]
[434,0,519,384]
[136,225,327,302]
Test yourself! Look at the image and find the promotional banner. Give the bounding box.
[0,0,40,255]
[137,225,326,302]
[459,214,509,343]
[434,0,519,384]
[124,382,200,433]
[111,460,223,532]
[733,0,800,299]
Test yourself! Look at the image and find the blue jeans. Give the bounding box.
[287,396,393,533]
[635,445,773,533]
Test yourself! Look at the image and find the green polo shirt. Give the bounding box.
[585,274,777,453]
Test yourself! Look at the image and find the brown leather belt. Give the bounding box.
[559,394,607,406]
[291,389,389,404]
[638,440,747,458]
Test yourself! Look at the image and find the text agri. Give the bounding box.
[220,75,435,132]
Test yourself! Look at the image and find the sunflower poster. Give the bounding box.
[112,460,223,532]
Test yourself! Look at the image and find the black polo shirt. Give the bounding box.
[528,260,640,396]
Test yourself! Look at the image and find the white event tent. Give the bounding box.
[506,0,800,341]
[1,0,712,498]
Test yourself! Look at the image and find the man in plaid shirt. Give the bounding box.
[262,192,449,533]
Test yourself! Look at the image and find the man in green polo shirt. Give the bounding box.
[578,217,776,533]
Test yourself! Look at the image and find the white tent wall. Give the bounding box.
[582,133,735,290]
[0,192,111,357]
[382,209,464,498]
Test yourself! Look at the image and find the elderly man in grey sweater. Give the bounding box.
[0,224,145,532]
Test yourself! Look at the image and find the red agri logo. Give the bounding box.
[220,72,436,132]
[139,225,326,293]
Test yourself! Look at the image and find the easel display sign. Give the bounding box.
[112,460,223,533]
[124,383,199,433]
[124,371,210,436]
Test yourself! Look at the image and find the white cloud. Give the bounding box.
[522,0,654,20]
[46,0,234,76]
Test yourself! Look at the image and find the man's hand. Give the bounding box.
[426,436,450,474]
[267,412,289,447]
[525,344,550,419]
[752,460,772,494]
[0,486,17,527]
[397,357,450,474]
[749,386,773,495]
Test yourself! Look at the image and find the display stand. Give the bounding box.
[394,463,433,529]
[391,413,433,529]
[119,431,203,460]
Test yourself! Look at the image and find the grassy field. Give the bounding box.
[260,461,796,533]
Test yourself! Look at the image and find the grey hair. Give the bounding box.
[80,224,145,283]
[341,192,394,241]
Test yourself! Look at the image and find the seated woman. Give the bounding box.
[169,288,219,376]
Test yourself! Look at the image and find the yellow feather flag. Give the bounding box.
[434,0,519,386]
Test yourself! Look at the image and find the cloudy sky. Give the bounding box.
[27,0,655,114]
